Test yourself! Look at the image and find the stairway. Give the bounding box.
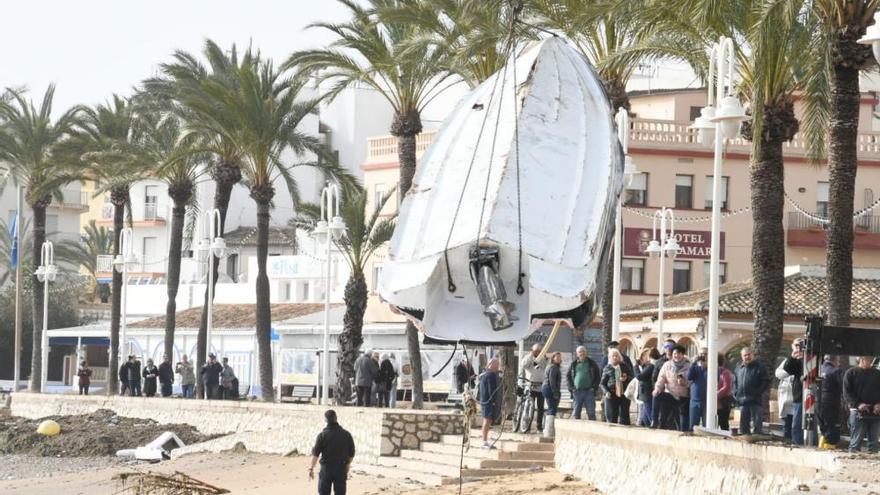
[355,429,554,486]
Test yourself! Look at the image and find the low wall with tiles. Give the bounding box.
[9,393,463,464]
[555,419,846,495]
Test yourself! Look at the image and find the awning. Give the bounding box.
[49,337,110,346]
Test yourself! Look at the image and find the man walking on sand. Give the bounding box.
[309,409,355,495]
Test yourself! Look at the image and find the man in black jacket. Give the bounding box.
[127,355,142,396]
[454,357,475,394]
[309,409,355,495]
[819,355,844,447]
[201,353,223,399]
[843,356,880,453]
[734,347,770,435]
[158,355,175,398]
[566,346,601,420]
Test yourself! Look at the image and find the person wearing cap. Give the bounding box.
[651,339,677,428]
[309,409,355,495]
[201,353,223,399]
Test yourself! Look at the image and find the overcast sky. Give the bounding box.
[0,1,350,112]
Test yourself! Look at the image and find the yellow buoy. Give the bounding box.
[36,419,61,436]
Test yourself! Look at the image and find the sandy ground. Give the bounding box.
[0,451,597,495]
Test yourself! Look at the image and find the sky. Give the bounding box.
[0,0,351,112]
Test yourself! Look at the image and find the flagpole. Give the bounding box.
[13,185,22,392]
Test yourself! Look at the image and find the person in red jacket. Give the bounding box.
[77,360,92,395]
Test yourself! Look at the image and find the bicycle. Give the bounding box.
[512,377,541,433]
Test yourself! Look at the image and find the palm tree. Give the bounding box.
[286,0,457,409]
[799,0,880,326]
[0,85,82,392]
[186,55,354,400]
[143,40,254,398]
[74,95,150,395]
[294,185,396,404]
[130,99,202,365]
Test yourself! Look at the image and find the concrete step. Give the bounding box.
[506,450,555,461]
[376,455,462,478]
[479,458,555,469]
[439,434,555,453]
[465,429,553,444]
[421,441,502,459]
[399,448,485,469]
[351,463,445,487]
[511,442,555,452]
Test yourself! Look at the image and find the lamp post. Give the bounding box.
[198,209,227,366]
[315,183,345,405]
[113,228,138,362]
[612,108,639,341]
[35,241,57,393]
[646,208,680,346]
[691,37,747,431]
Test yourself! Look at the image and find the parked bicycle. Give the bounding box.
[512,376,541,433]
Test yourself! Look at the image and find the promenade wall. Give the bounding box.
[554,419,846,495]
[9,393,463,464]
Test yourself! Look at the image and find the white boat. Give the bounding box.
[378,37,623,343]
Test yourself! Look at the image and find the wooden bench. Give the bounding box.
[289,385,316,403]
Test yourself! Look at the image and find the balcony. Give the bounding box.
[97,202,165,226]
[363,118,880,166]
[49,190,90,212]
[787,211,880,250]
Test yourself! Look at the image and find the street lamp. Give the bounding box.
[647,208,679,347]
[36,241,57,393]
[315,183,346,405]
[611,108,640,341]
[701,36,747,432]
[113,228,138,362]
[858,12,880,64]
[198,209,226,366]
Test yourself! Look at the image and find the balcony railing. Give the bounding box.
[144,203,159,221]
[788,211,880,234]
[364,118,880,165]
[50,190,90,210]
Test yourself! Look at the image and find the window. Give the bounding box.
[621,259,645,292]
[625,173,648,206]
[144,185,159,220]
[142,237,157,270]
[226,253,239,282]
[374,184,386,211]
[675,175,693,209]
[704,176,730,210]
[816,182,829,217]
[672,261,691,294]
[372,263,384,292]
[689,106,703,122]
[46,215,59,235]
[702,261,727,288]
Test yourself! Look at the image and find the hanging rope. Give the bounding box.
[511,33,525,296]
[442,37,512,293]
[431,341,459,378]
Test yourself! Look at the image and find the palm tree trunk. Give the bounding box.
[499,346,517,419]
[748,109,788,374]
[108,188,128,395]
[28,196,50,392]
[337,271,367,405]
[196,160,241,399]
[826,63,860,327]
[164,183,193,362]
[392,109,425,409]
[254,195,274,401]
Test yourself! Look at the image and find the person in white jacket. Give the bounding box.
[776,361,794,442]
[520,344,548,431]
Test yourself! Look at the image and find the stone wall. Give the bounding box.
[9,393,463,464]
[554,419,843,495]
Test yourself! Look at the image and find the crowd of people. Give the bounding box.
[353,350,399,408]
[473,339,880,453]
[75,352,239,400]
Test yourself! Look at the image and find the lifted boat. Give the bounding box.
[379,37,623,343]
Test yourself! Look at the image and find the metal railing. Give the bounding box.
[364,118,880,164]
[788,211,880,234]
[144,203,159,221]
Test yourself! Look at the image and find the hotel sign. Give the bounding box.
[623,228,725,260]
